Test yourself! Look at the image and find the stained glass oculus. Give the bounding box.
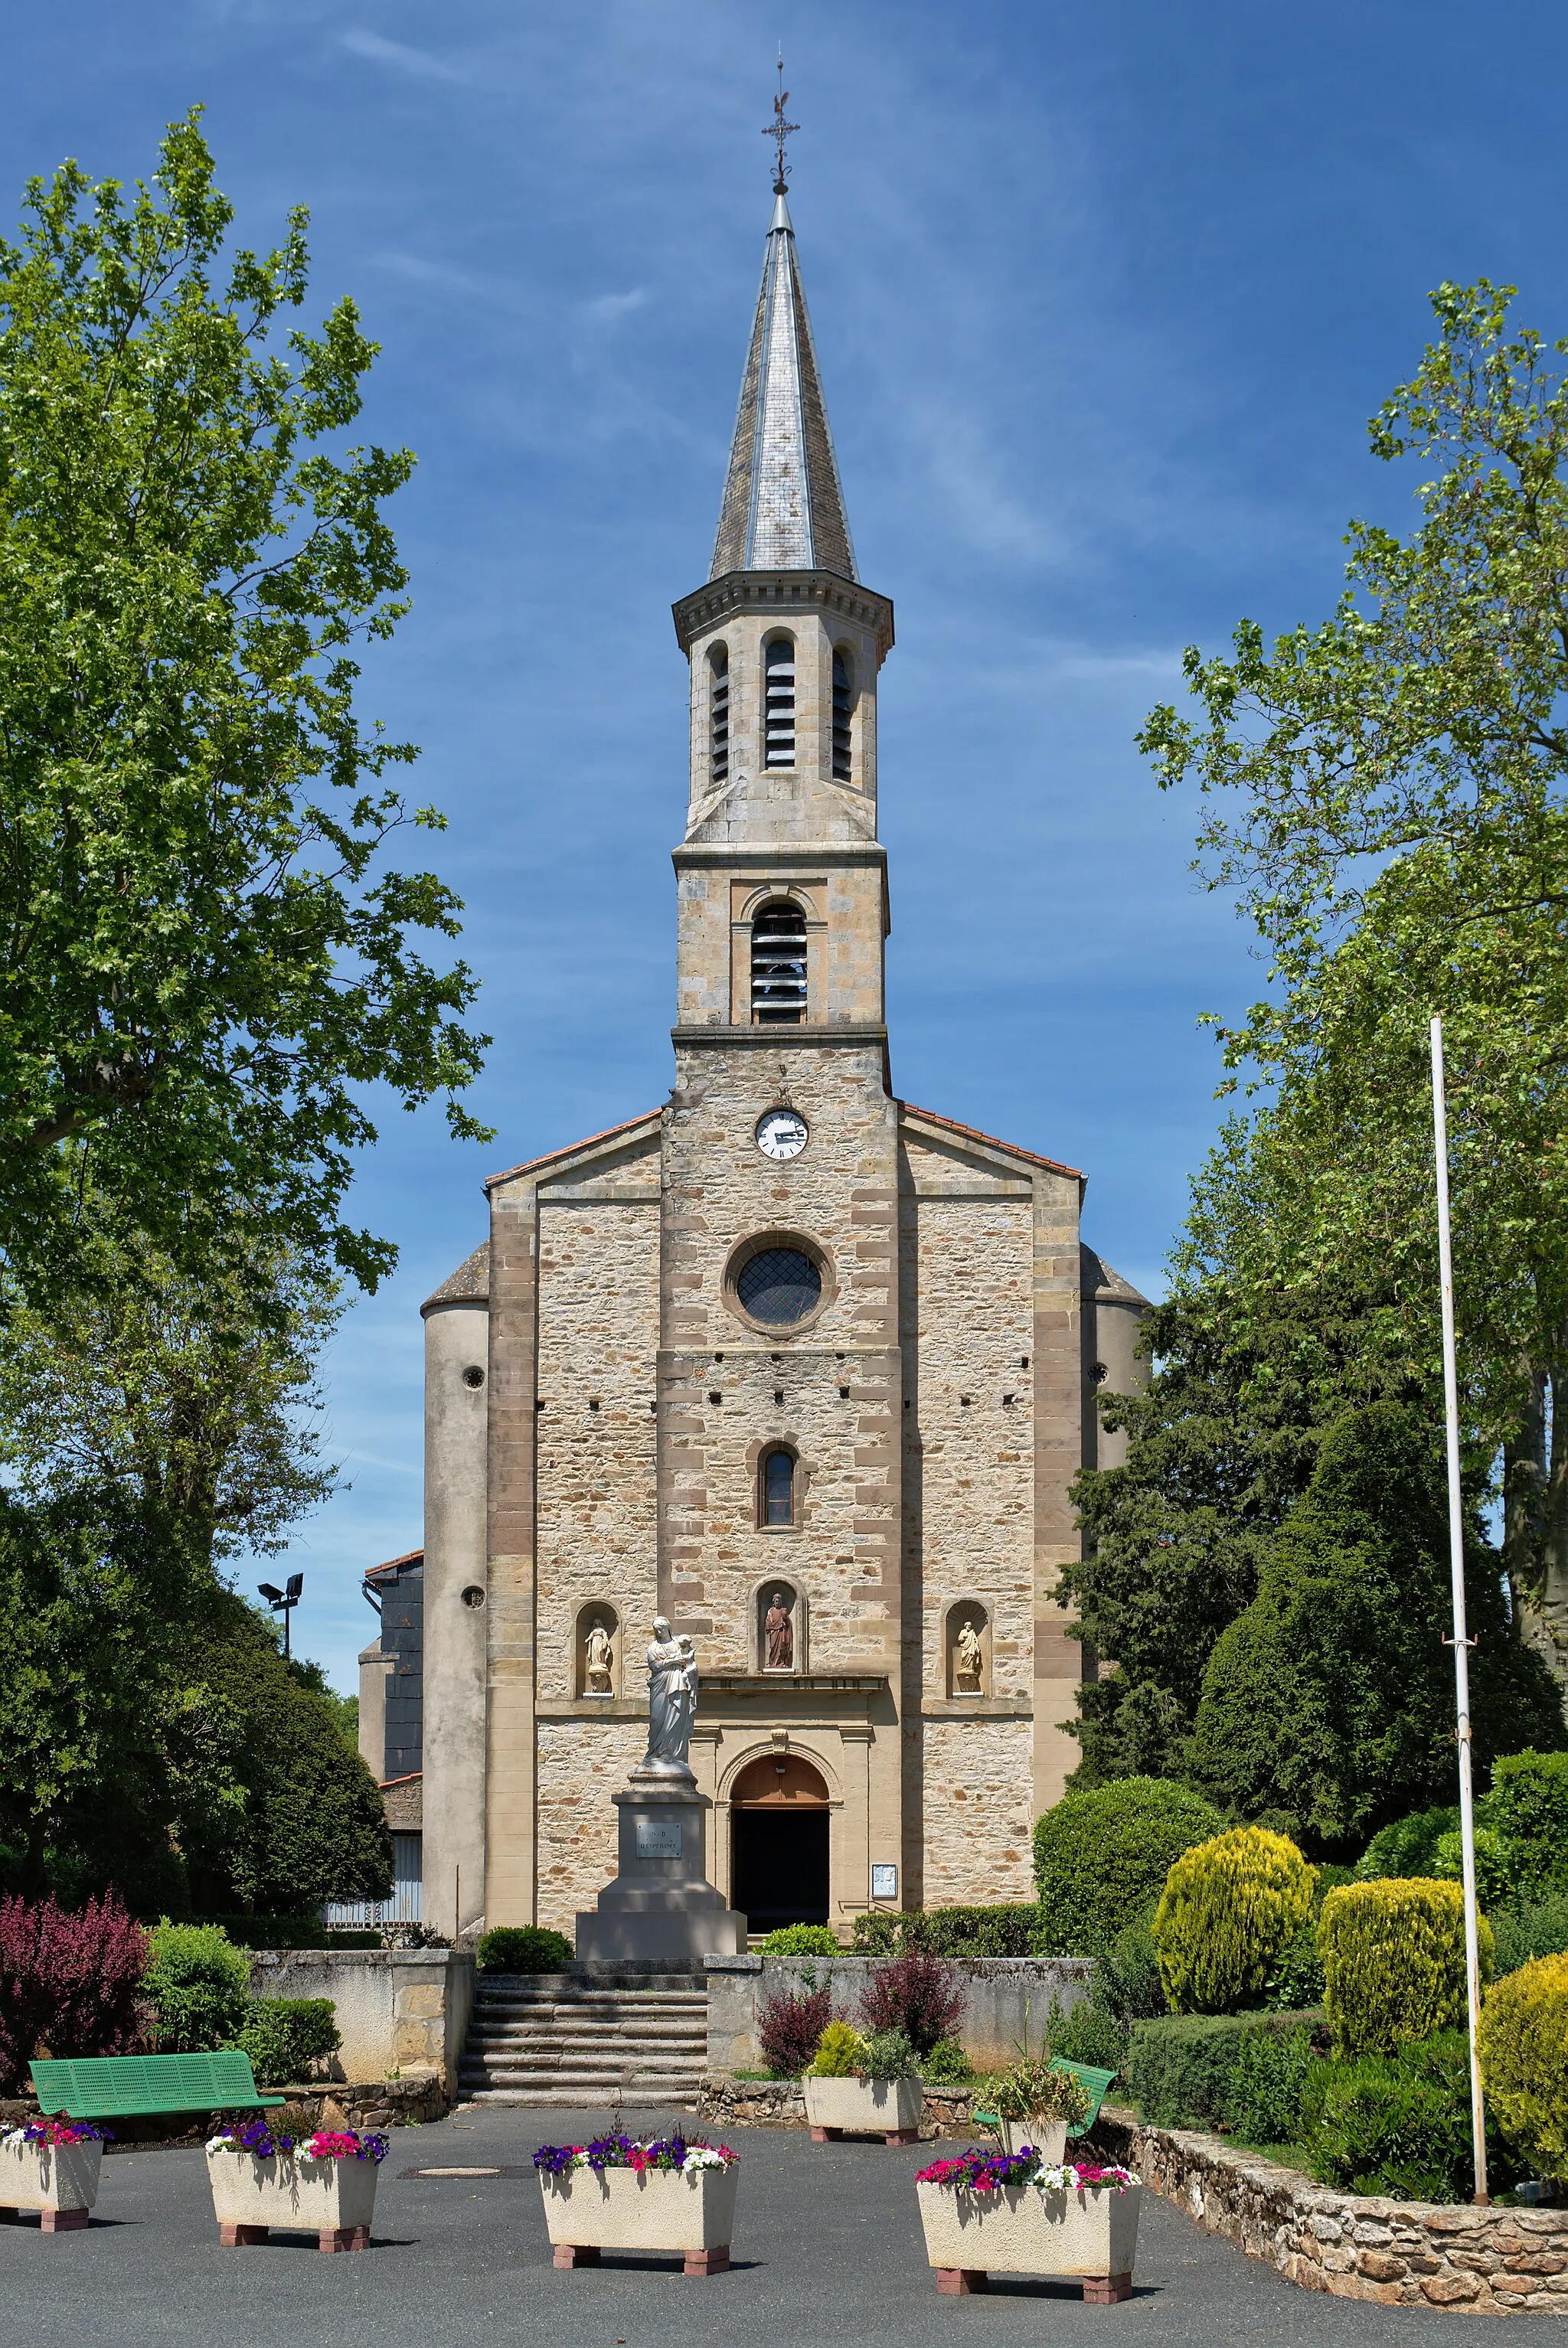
[736,1247,822,1326]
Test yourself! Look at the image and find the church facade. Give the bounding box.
[416,190,1147,1945]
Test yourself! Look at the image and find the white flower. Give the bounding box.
[681,2145,730,2172]
[205,2134,240,2154]
[1,2128,25,2149]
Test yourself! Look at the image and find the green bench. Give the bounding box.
[31,2051,284,2120]
[975,2057,1118,2143]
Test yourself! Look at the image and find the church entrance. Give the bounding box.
[730,1754,830,1933]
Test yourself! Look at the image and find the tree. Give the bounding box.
[0,113,487,1307]
[1140,280,1568,1683]
[1190,1404,1564,1853]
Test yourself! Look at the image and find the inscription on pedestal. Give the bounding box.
[635,1817,683,1859]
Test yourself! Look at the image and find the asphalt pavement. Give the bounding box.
[2,2104,1559,2347]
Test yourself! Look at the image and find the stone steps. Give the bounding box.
[458,1977,710,2108]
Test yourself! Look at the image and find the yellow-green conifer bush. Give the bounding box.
[1477,1954,1568,2190]
[1153,1827,1316,2013]
[1318,1879,1493,2058]
[806,2020,867,2078]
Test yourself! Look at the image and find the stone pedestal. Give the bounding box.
[575,1780,746,1962]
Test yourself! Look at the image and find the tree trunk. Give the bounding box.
[1509,1361,1568,1702]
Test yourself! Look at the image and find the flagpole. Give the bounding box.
[1429,1014,1488,2205]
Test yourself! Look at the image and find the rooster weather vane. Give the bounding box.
[765,51,798,195]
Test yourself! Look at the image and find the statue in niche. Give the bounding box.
[954,1616,984,1693]
[583,1618,614,1696]
[764,1589,794,1672]
[638,1615,697,1778]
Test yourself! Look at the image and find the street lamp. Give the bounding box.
[257,1571,304,1661]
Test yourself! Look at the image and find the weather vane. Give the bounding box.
[764,49,798,195]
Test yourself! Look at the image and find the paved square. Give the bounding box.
[2,2107,1561,2346]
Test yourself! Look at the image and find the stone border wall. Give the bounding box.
[1095,2108,1568,2315]
[707,1954,1093,2073]
[250,1947,475,2093]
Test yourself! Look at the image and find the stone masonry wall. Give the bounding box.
[536,1715,648,1936]
[918,1716,1035,1907]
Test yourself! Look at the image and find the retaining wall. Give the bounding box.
[706,1954,1093,2073]
[249,1948,475,2094]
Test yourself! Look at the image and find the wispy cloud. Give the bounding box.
[340,27,474,86]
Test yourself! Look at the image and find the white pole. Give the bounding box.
[1429,1015,1488,2205]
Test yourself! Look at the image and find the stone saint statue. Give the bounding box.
[764,1591,794,1671]
[584,1620,614,1695]
[955,1618,983,1693]
[639,1616,697,1777]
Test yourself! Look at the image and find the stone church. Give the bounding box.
[413,188,1148,1946]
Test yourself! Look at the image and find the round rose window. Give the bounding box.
[735,1246,822,1326]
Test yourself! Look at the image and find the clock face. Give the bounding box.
[756,1108,808,1161]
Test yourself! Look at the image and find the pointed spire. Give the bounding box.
[710,198,858,582]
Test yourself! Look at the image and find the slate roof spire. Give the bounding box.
[710,191,858,583]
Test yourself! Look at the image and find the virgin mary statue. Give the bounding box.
[637,1616,697,1779]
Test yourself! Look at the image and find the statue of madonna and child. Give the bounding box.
[634,1615,699,1781]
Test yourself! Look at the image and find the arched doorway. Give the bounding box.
[730,1753,830,1933]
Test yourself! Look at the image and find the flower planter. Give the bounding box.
[205,2145,381,2252]
[994,2118,1068,2163]
[539,2158,737,2276]
[804,2075,924,2146]
[916,2161,1142,2303]
[0,2133,103,2232]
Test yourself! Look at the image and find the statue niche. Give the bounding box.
[947,1601,988,1698]
[577,1605,618,1698]
[759,1583,802,1674]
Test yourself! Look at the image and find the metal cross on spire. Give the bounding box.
[764,51,798,195]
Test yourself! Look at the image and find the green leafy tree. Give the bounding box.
[1140,279,1568,1685]
[1190,1405,1564,1852]
[0,112,487,1305]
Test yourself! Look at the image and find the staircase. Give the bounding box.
[459,1974,710,2108]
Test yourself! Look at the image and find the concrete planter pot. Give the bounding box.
[0,2136,102,2232]
[541,2163,738,2276]
[916,2176,1142,2303]
[804,2075,924,2144]
[204,2147,380,2252]
[995,2117,1068,2163]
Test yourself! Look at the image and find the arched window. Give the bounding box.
[831,648,853,781]
[751,900,807,1024]
[763,637,795,767]
[760,1447,795,1527]
[709,646,730,784]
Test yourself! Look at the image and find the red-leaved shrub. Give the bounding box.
[858,1951,964,2056]
[0,1892,150,2092]
[757,1981,832,2077]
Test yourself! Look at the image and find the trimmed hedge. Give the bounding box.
[1153,1827,1315,2014]
[1302,2029,1485,2202]
[1318,1879,1493,2059]
[1125,2008,1324,2131]
[1033,1779,1222,1956]
[476,1925,573,1974]
[850,1904,1044,1957]
[1478,1952,1568,2190]
[145,1921,250,2051]
[234,1996,340,2086]
[1492,1889,1568,1977]
[759,1925,840,1955]
[192,1914,381,1950]
[1488,1750,1568,1899]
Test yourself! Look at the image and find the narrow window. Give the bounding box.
[762,1448,795,1527]
[831,648,852,780]
[751,900,808,1024]
[763,637,795,767]
[709,647,729,783]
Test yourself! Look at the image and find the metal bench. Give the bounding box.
[974,2056,1119,2143]
[31,2050,284,2120]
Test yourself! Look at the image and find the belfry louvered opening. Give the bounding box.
[831,649,852,780]
[751,899,808,1024]
[709,647,730,782]
[763,637,795,766]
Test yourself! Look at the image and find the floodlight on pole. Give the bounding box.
[257,1571,304,1661]
[1429,1015,1488,2206]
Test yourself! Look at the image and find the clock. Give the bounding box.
[755,1108,808,1161]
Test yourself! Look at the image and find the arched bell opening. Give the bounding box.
[730,1752,830,1932]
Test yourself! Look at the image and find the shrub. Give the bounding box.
[1488,1751,1568,1899]
[1154,1827,1316,2014]
[758,1982,831,2077]
[923,2036,974,2084]
[859,2028,920,2082]
[1302,2030,1484,2201]
[1263,1920,1325,2012]
[993,2056,1090,2126]
[1125,2010,1323,2131]
[849,1904,1045,1958]
[1492,1889,1568,1977]
[1044,1994,1127,2072]
[760,1925,840,1955]
[1093,1907,1165,2020]
[1032,1778,1222,1956]
[475,1925,572,1974]
[858,1952,963,2057]
[1355,1805,1459,1882]
[1229,2022,1315,2147]
[1478,1953,1568,2189]
[1432,1827,1513,1909]
[805,2019,866,2077]
[0,1892,149,2091]
[233,1996,340,2085]
[1318,1879,1493,2059]
[143,1920,250,2052]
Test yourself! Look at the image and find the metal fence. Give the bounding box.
[323,1831,423,1927]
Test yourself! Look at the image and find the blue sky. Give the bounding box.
[11,0,1567,1694]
